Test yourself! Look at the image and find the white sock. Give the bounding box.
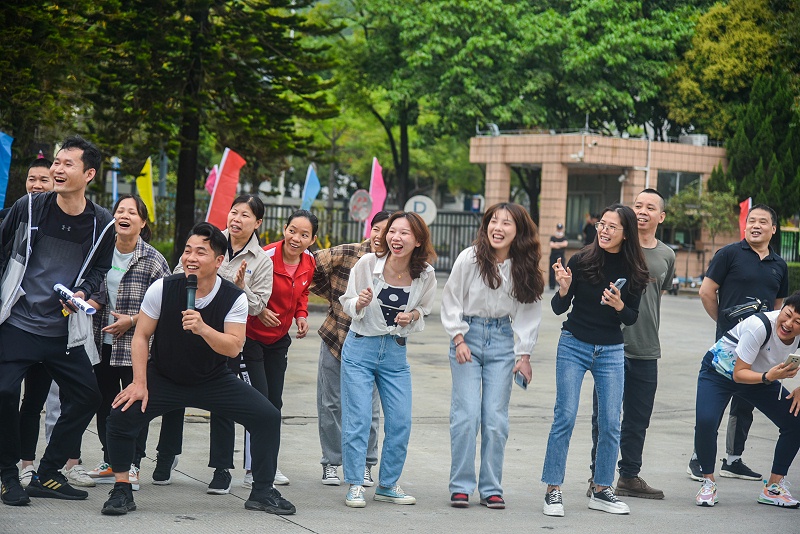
[727,455,741,464]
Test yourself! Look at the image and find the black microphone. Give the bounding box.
[186,274,197,310]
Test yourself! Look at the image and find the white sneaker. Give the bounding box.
[129,464,140,491]
[363,466,375,487]
[758,478,799,508]
[61,464,96,487]
[322,464,341,486]
[543,488,565,517]
[696,478,718,507]
[19,465,36,488]
[242,471,253,489]
[274,468,289,485]
[588,487,630,514]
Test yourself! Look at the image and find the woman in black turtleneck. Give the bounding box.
[541,204,650,518]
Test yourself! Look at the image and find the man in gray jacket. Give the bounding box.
[0,136,114,506]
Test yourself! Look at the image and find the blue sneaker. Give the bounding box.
[374,484,416,505]
[345,484,366,508]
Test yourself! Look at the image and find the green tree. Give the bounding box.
[88,0,335,262]
[699,190,738,253]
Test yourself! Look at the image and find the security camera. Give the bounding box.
[618,173,627,183]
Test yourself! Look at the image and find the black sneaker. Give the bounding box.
[687,458,703,482]
[101,482,136,515]
[245,486,296,515]
[720,459,762,480]
[207,468,232,495]
[26,471,88,500]
[1,476,31,506]
[152,453,178,485]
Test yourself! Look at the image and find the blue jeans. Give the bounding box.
[449,316,515,498]
[341,331,412,486]
[695,351,800,476]
[542,330,624,488]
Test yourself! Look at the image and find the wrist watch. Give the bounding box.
[762,371,772,385]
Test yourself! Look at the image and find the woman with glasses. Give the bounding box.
[541,204,649,518]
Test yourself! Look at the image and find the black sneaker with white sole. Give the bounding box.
[543,488,564,517]
[1,476,30,506]
[25,471,88,500]
[322,464,341,486]
[207,468,232,495]
[720,459,762,480]
[101,482,136,515]
[152,454,178,485]
[588,487,630,514]
[245,487,296,515]
[687,458,703,482]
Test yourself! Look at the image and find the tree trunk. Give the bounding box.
[171,6,207,265]
[398,105,410,207]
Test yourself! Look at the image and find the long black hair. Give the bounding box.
[112,194,152,243]
[574,203,650,293]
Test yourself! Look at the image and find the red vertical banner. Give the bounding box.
[206,148,246,230]
[739,197,751,240]
[363,157,387,237]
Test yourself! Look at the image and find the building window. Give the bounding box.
[656,171,701,200]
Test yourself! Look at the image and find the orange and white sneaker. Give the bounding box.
[87,462,115,483]
[695,478,717,507]
[758,478,800,508]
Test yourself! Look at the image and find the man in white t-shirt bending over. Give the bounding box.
[101,223,295,516]
[693,290,800,509]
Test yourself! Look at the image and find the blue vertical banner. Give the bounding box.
[300,163,321,210]
[0,132,14,208]
[111,156,120,203]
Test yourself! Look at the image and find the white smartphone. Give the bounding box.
[784,353,800,370]
[514,371,528,390]
[600,278,627,305]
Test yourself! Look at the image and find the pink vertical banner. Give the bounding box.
[363,157,387,237]
[739,197,751,240]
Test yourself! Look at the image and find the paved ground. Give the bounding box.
[2,278,798,533]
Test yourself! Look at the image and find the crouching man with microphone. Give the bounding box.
[102,223,294,516]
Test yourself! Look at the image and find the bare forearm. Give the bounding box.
[199,327,244,357]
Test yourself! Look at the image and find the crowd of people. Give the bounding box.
[1,135,800,520]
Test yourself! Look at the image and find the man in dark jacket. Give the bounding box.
[0,136,114,506]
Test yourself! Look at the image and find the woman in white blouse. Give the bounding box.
[339,211,437,509]
[441,202,544,509]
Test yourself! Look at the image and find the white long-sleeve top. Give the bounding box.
[441,246,542,357]
[340,253,436,337]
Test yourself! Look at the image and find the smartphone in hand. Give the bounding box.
[600,278,627,305]
[514,371,528,390]
[784,353,800,370]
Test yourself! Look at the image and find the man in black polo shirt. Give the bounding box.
[689,204,789,481]
[101,223,294,516]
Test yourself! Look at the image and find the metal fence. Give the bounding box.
[87,192,483,272]
[781,230,800,263]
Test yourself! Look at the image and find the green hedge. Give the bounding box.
[789,263,800,294]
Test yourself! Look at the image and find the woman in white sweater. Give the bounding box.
[441,202,544,509]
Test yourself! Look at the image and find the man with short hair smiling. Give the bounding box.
[0,136,114,506]
[102,222,294,517]
[689,204,789,481]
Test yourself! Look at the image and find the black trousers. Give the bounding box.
[590,357,658,479]
[18,363,53,461]
[241,334,291,411]
[95,343,147,466]
[0,323,100,478]
[156,355,240,468]
[727,396,754,456]
[107,364,281,488]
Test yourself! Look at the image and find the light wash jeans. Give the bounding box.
[449,316,515,498]
[317,342,381,467]
[542,330,624,488]
[341,331,411,487]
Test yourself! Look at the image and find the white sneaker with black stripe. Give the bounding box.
[322,465,341,486]
[589,486,630,514]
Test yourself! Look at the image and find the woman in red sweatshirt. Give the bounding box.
[241,209,318,487]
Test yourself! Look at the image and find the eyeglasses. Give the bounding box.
[595,221,622,235]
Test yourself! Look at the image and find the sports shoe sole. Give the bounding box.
[101,501,137,515]
[542,503,564,517]
[322,476,341,486]
[480,498,505,509]
[757,496,800,508]
[719,470,761,481]
[450,500,469,508]
[615,488,664,500]
[244,499,297,514]
[345,498,367,508]
[374,494,416,505]
[696,499,717,507]
[207,486,231,495]
[92,477,116,484]
[25,484,87,500]
[588,499,630,514]
[1,490,31,506]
